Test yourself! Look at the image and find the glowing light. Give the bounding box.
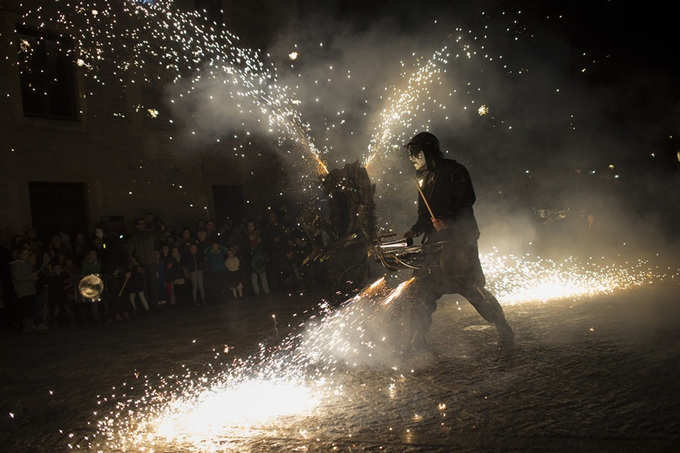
[364,47,449,168]
[481,250,676,305]
[383,277,415,305]
[478,104,489,116]
[153,379,320,443]
[360,277,386,298]
[79,251,678,451]
[288,51,298,60]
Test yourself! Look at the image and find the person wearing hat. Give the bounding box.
[404,131,514,352]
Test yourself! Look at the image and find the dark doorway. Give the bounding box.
[29,182,88,238]
[212,185,245,224]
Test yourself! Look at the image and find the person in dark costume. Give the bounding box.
[403,132,514,351]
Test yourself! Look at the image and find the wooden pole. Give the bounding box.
[416,181,436,221]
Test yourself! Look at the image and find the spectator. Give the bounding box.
[10,248,45,332]
[47,259,71,327]
[81,250,101,277]
[196,229,209,254]
[247,224,270,296]
[205,241,227,302]
[186,243,206,306]
[158,245,171,305]
[48,234,67,261]
[144,212,159,232]
[206,220,217,243]
[150,249,163,306]
[180,228,193,259]
[129,218,158,304]
[264,211,289,289]
[224,247,244,299]
[168,246,186,305]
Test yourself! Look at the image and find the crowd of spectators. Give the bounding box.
[0,210,324,333]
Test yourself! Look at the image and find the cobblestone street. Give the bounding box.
[2,284,679,452]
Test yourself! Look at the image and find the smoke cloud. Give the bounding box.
[163,1,679,259]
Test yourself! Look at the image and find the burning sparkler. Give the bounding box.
[364,46,449,169]
[13,4,678,451]
[481,250,677,305]
[382,277,416,305]
[76,252,677,452]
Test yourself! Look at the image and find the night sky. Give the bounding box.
[290,0,680,164]
[256,0,679,235]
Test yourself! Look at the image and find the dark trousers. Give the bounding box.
[409,241,506,334]
[205,271,225,302]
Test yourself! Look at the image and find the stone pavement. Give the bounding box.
[1,284,679,452]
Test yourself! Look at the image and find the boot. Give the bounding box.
[496,319,515,352]
[409,331,429,352]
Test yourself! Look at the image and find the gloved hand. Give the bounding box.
[432,218,447,232]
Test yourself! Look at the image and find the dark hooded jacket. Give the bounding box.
[410,157,480,244]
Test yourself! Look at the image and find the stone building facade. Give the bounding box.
[0,0,291,237]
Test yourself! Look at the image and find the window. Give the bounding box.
[17,26,78,120]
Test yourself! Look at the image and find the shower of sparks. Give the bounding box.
[69,253,677,451]
[364,47,449,168]
[360,276,386,297]
[363,19,523,173]
[17,0,328,175]
[481,250,679,305]
[10,5,679,450]
[152,379,320,443]
[382,277,416,305]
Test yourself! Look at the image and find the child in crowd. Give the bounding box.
[224,247,244,299]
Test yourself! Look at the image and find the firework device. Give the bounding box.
[372,234,446,270]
